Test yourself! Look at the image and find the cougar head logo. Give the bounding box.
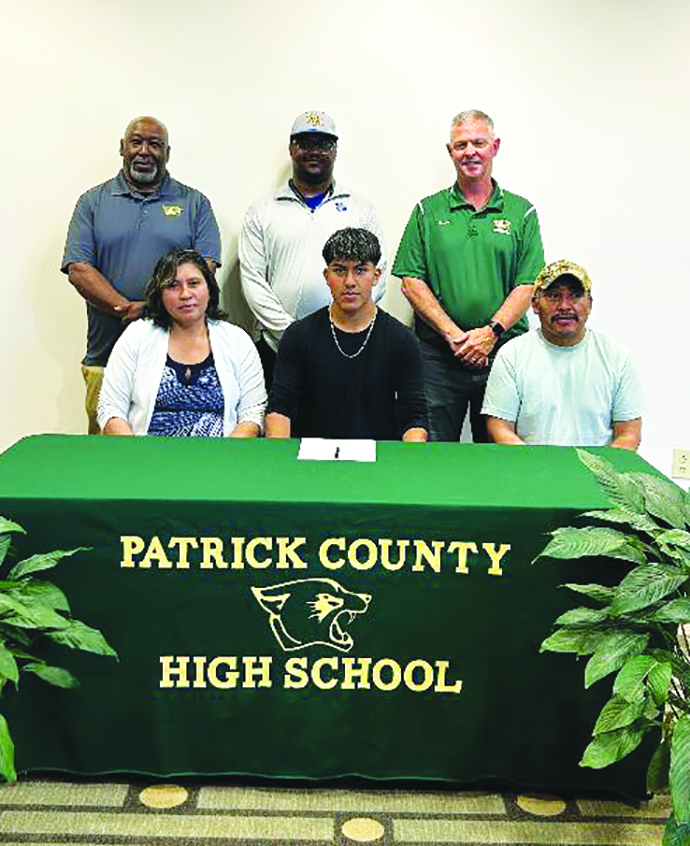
[251,578,371,653]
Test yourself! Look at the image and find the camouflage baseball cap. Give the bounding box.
[290,110,338,139]
[533,260,592,295]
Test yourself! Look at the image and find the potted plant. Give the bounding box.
[537,449,690,845]
[0,516,117,782]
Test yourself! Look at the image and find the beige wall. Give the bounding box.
[2,0,688,476]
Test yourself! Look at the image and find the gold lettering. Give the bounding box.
[403,659,434,692]
[284,656,309,688]
[483,542,511,576]
[192,655,207,687]
[242,656,272,688]
[341,657,372,690]
[434,660,463,694]
[159,656,189,688]
[412,540,444,572]
[141,536,172,569]
[168,536,199,569]
[208,657,240,689]
[448,541,478,574]
[229,537,245,569]
[380,538,409,571]
[319,537,345,569]
[277,537,308,569]
[246,537,272,568]
[372,658,402,691]
[311,656,339,689]
[348,538,377,571]
[120,535,144,567]
[200,537,228,569]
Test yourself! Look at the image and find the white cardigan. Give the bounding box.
[97,320,266,435]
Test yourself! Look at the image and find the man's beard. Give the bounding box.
[128,161,162,185]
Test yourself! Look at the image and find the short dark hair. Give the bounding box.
[144,249,227,329]
[322,228,381,266]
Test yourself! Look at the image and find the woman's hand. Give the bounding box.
[103,417,134,436]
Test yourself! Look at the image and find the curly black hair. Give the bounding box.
[322,228,381,267]
[144,249,227,329]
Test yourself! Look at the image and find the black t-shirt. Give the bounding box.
[267,307,428,440]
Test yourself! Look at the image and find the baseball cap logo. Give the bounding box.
[304,112,325,128]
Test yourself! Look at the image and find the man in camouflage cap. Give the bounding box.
[481,259,643,450]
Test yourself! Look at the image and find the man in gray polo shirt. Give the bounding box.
[61,115,221,433]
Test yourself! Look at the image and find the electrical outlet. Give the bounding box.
[672,449,690,479]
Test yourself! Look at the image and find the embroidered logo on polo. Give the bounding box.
[493,219,511,235]
[252,578,371,653]
[162,205,184,217]
[438,220,451,226]
[335,201,348,213]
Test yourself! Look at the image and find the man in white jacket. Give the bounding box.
[239,110,386,387]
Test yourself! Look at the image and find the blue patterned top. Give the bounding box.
[147,354,225,437]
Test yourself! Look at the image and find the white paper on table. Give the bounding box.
[297,438,377,462]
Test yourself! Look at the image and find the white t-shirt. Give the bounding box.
[482,328,644,446]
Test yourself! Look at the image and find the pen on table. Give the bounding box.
[335,447,340,460]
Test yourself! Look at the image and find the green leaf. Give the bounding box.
[10,581,70,614]
[628,472,688,531]
[577,449,647,513]
[22,663,79,689]
[594,695,646,734]
[0,518,25,536]
[580,721,647,768]
[611,564,688,616]
[0,593,69,631]
[554,607,609,625]
[540,627,604,656]
[7,547,90,580]
[0,537,10,570]
[661,653,690,698]
[659,546,690,570]
[47,620,118,658]
[662,812,690,846]
[0,713,16,783]
[563,583,615,603]
[648,662,674,706]
[613,655,657,702]
[671,715,690,824]
[684,490,690,528]
[648,740,670,792]
[585,631,650,687]
[0,641,19,686]
[536,526,646,565]
[655,598,690,624]
[582,508,660,534]
[658,530,690,551]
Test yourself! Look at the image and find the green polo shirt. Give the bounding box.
[393,181,544,348]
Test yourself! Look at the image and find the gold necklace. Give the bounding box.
[329,307,377,359]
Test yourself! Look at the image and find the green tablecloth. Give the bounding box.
[0,435,655,796]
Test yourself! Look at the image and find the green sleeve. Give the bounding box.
[392,204,428,281]
[515,207,545,286]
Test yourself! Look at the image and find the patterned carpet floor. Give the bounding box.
[0,779,670,845]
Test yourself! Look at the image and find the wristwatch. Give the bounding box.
[490,320,506,339]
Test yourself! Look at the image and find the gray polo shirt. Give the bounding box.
[62,171,221,366]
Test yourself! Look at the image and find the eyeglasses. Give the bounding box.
[292,136,337,152]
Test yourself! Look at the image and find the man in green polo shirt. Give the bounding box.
[392,110,544,442]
